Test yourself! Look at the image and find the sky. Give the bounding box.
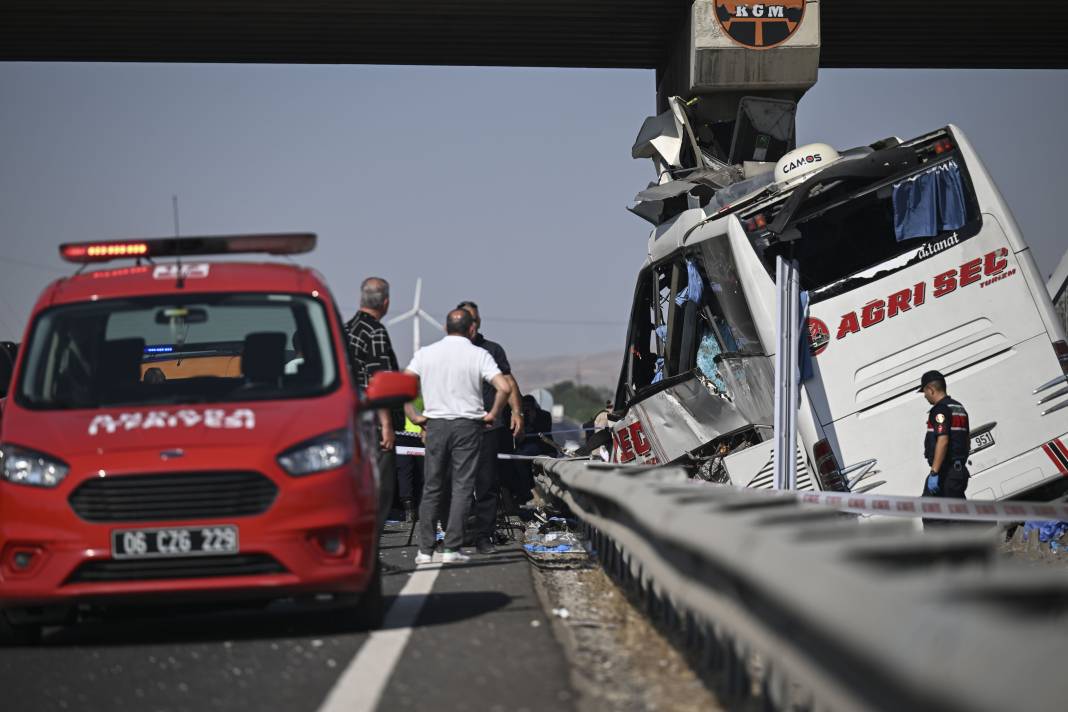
[1,63,1066,366]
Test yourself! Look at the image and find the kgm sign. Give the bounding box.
[714,2,806,49]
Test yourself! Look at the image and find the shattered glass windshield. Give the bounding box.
[17,293,338,410]
[697,238,763,355]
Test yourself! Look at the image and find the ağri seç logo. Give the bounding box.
[806,318,830,357]
[714,2,806,49]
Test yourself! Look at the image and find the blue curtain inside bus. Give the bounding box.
[892,159,967,242]
[652,325,667,383]
[675,259,705,307]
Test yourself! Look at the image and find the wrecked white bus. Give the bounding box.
[610,114,1068,501]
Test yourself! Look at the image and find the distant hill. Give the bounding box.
[548,380,614,423]
[510,350,621,394]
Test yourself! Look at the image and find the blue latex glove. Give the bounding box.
[926,472,940,495]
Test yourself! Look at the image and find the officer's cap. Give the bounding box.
[918,370,946,392]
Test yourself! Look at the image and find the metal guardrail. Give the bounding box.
[534,457,1068,712]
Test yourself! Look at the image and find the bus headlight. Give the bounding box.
[277,430,353,476]
[0,444,70,488]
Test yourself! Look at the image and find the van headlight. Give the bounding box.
[277,430,353,476]
[0,444,70,488]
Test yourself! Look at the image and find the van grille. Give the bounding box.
[69,471,278,523]
[66,554,286,583]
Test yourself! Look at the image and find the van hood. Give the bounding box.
[2,399,350,459]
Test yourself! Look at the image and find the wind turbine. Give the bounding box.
[386,277,443,353]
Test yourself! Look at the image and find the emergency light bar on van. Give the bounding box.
[58,233,316,264]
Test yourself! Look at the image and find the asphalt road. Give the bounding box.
[0,525,575,712]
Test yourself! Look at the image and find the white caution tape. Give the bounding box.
[791,489,1068,522]
[654,472,1068,522]
[396,445,541,461]
[398,427,592,445]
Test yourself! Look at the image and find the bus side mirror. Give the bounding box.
[361,371,417,411]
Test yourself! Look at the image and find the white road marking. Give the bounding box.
[317,563,442,712]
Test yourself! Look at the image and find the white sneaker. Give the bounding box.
[414,551,433,565]
[440,549,470,564]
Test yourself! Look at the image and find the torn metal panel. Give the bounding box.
[612,375,761,466]
[632,105,685,168]
[716,354,775,425]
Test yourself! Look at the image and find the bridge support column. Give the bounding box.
[657,0,821,119]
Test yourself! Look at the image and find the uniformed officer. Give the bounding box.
[920,370,970,500]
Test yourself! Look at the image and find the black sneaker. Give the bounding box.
[476,538,497,555]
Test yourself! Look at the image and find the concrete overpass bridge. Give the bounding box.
[3,1,1066,70]
[2,5,1068,712]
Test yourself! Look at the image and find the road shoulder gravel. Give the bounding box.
[531,562,723,712]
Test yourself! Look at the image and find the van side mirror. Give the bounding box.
[0,342,17,399]
[360,371,417,411]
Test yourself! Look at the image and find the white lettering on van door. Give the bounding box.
[152,264,210,280]
[224,409,256,429]
[118,412,143,430]
[87,408,257,435]
[203,409,225,428]
[173,410,203,427]
[88,415,118,435]
[142,411,169,429]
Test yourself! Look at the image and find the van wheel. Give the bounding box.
[0,611,42,646]
[339,561,384,631]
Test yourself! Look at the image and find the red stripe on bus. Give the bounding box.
[1043,443,1068,474]
[1053,438,1068,463]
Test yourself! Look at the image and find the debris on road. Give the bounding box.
[522,518,591,569]
[1004,521,1068,565]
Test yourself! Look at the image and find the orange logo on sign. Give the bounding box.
[714,2,806,49]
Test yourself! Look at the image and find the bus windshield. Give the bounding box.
[17,293,339,410]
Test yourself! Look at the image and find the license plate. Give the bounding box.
[971,430,995,453]
[111,525,239,559]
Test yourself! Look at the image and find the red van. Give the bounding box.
[0,234,414,643]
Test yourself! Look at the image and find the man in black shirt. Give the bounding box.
[346,277,402,531]
[458,301,523,554]
[920,369,970,501]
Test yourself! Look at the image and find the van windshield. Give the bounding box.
[17,293,339,410]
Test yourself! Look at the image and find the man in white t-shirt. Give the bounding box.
[405,309,512,564]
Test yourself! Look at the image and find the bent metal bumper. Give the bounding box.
[0,465,377,608]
